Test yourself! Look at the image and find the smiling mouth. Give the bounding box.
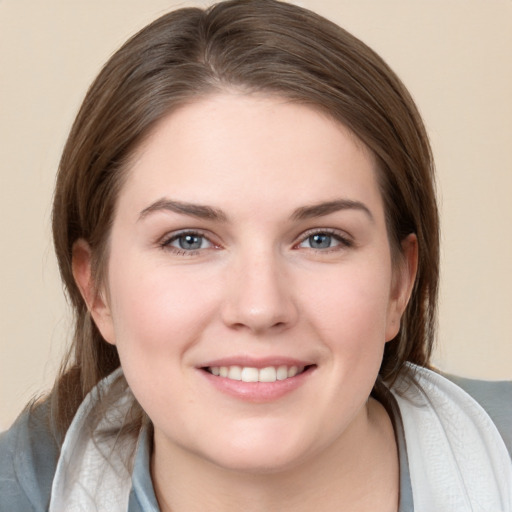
[203,365,314,383]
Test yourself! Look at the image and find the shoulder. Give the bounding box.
[0,399,60,512]
[444,373,512,457]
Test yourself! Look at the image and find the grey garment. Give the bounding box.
[372,382,414,512]
[0,400,60,512]
[129,427,160,512]
[445,374,512,453]
[1,376,511,512]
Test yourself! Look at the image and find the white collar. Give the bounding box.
[49,368,135,512]
[391,364,512,511]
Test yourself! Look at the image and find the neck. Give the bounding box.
[151,398,399,512]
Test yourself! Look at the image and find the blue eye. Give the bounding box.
[298,231,350,250]
[307,233,334,249]
[177,234,203,250]
[165,232,212,251]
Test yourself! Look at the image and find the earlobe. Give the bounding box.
[72,239,116,345]
[385,234,418,341]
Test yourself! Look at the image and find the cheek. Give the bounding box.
[105,262,218,421]
[307,264,392,329]
[299,261,393,368]
[107,260,219,355]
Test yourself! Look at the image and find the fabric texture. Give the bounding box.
[1,366,511,512]
[391,365,512,511]
[48,370,135,512]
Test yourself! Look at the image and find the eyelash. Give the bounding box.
[158,228,353,256]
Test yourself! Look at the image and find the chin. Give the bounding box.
[206,448,309,475]
[193,424,318,475]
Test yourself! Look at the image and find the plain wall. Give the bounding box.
[1,0,511,429]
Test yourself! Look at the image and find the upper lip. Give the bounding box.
[199,356,315,369]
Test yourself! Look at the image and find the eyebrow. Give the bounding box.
[138,197,373,223]
[139,198,228,222]
[291,199,374,222]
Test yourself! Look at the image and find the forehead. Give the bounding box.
[119,93,384,221]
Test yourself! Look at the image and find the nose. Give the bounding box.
[221,249,299,334]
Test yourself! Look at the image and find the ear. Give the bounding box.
[72,239,116,345]
[385,234,418,341]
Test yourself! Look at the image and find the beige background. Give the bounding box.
[1,0,511,429]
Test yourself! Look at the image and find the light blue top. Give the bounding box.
[1,374,511,512]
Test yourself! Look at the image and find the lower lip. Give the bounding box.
[199,367,315,402]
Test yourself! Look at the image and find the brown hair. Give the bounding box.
[51,0,439,433]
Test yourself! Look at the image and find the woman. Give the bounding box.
[1,1,510,511]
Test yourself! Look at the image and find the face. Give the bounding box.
[78,94,415,473]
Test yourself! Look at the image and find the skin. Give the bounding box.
[73,93,417,511]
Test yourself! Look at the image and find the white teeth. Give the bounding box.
[241,367,259,382]
[276,365,288,380]
[227,366,242,380]
[208,365,305,382]
[259,367,277,383]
